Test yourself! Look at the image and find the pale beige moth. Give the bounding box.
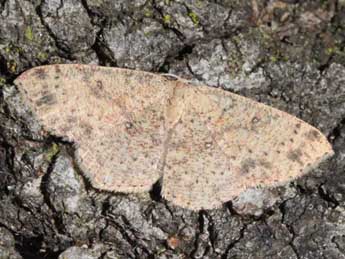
[14,64,334,210]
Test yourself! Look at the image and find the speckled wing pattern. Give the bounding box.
[14,64,334,210]
[15,65,175,193]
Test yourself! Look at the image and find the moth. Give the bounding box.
[14,64,334,210]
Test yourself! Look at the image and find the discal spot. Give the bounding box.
[258,159,272,169]
[287,148,303,165]
[241,158,256,174]
[35,93,57,106]
[251,116,260,123]
[205,142,212,148]
[125,122,133,129]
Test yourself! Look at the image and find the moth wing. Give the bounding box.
[14,64,174,192]
[162,83,333,210]
[205,87,334,189]
[162,85,243,210]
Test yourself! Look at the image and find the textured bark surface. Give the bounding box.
[0,0,345,258]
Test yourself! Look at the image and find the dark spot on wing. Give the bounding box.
[96,80,104,91]
[34,68,47,79]
[79,66,93,82]
[151,135,161,145]
[125,121,139,136]
[35,93,57,106]
[125,122,133,129]
[252,116,260,123]
[258,159,272,169]
[54,65,62,74]
[89,80,109,99]
[67,116,77,124]
[305,129,321,141]
[81,121,93,135]
[205,141,212,149]
[287,148,303,165]
[241,158,256,174]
